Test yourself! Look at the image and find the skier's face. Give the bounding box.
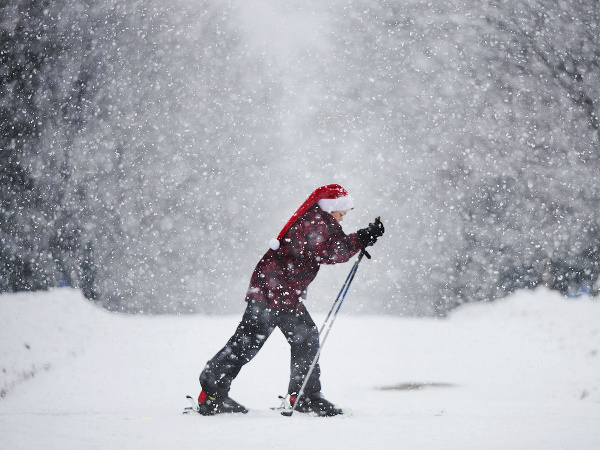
[330,210,350,223]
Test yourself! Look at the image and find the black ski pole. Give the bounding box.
[282,248,369,417]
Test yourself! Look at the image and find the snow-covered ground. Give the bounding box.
[1,288,599,449]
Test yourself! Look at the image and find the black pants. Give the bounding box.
[200,300,321,398]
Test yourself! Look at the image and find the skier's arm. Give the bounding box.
[309,226,363,265]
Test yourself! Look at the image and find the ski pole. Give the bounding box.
[319,251,364,330]
[282,249,368,417]
[314,216,382,332]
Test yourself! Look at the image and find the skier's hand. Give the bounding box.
[357,217,384,248]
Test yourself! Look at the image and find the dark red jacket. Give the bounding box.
[245,204,363,313]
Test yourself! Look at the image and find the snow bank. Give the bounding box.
[449,289,600,404]
[0,288,108,397]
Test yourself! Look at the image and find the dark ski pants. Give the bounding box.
[200,300,321,398]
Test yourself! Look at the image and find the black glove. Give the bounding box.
[357,217,384,248]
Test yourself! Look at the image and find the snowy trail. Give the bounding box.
[1,289,599,449]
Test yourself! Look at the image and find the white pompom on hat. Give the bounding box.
[269,184,353,251]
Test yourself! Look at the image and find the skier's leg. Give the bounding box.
[279,305,343,416]
[200,300,276,398]
[279,304,321,397]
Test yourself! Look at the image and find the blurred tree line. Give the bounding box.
[1,0,598,315]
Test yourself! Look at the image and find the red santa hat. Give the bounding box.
[269,184,354,251]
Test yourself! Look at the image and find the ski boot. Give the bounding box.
[197,390,248,416]
[290,392,343,417]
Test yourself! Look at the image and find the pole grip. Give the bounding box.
[361,216,381,260]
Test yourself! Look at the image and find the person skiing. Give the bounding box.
[196,184,384,416]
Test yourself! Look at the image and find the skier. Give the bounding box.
[197,184,384,416]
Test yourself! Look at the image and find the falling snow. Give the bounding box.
[1,0,599,316]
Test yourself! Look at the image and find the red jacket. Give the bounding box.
[245,204,363,312]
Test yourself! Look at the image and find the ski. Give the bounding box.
[270,395,293,413]
[183,395,249,416]
[274,394,350,417]
[183,395,199,414]
[184,394,285,416]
